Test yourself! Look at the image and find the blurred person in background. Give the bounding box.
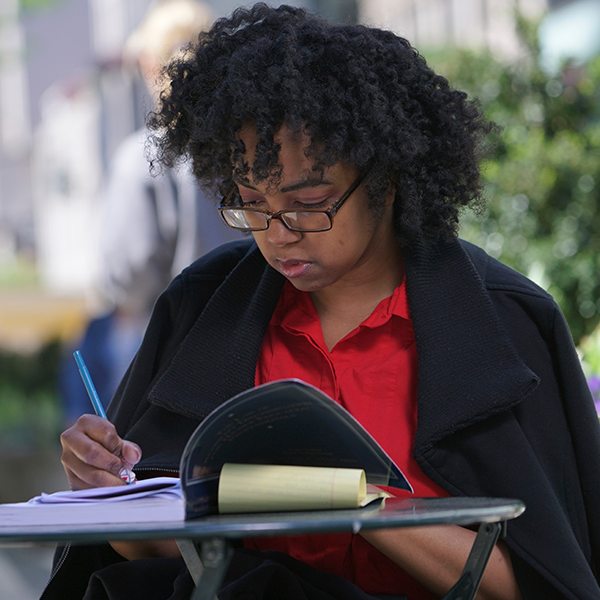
[59,0,240,424]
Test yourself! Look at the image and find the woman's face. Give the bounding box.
[235,126,398,295]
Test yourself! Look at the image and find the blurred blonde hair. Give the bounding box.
[125,0,214,66]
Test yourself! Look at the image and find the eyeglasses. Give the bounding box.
[218,172,367,232]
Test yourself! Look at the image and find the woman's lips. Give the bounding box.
[276,259,312,279]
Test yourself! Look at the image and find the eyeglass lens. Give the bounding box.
[221,208,331,231]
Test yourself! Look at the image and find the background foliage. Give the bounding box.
[19,0,64,11]
[428,15,600,344]
[0,341,64,451]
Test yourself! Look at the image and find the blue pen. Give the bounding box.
[73,350,136,484]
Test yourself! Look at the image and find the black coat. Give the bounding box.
[43,238,600,600]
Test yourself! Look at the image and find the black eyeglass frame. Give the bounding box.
[217,171,368,232]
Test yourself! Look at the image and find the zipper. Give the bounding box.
[39,541,70,598]
[134,466,180,477]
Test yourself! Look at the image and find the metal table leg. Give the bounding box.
[178,520,504,600]
[442,521,504,600]
[177,537,233,600]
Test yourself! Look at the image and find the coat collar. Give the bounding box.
[148,244,285,419]
[149,238,538,447]
[404,239,539,454]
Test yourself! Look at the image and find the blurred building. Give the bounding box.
[539,0,600,72]
[359,0,600,67]
[359,0,549,57]
[0,0,34,265]
[1,0,98,298]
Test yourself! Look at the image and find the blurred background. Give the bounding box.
[0,0,599,597]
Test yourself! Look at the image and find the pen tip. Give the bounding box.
[120,468,137,485]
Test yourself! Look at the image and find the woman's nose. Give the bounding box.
[266,218,302,246]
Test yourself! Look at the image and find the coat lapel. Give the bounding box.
[403,239,539,454]
[148,245,285,420]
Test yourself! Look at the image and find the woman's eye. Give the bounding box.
[239,194,265,208]
[295,197,330,209]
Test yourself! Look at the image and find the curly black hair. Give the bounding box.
[148,3,494,244]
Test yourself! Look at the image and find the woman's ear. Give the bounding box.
[384,181,396,207]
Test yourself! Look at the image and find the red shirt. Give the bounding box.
[245,280,448,598]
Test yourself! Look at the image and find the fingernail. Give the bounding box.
[129,444,142,464]
[121,443,142,467]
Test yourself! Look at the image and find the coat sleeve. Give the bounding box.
[547,303,600,579]
[467,284,599,598]
[457,240,600,597]
[481,283,600,599]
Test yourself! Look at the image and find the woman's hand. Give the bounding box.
[60,417,180,560]
[109,539,182,560]
[60,414,142,491]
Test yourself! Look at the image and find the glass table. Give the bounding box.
[0,496,525,600]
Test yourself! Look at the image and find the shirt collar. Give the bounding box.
[273,278,411,337]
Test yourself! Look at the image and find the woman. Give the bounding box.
[47,5,600,600]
